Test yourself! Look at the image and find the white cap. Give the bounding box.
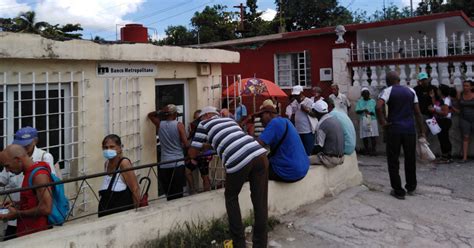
[291,85,304,95]
[199,106,219,117]
[361,87,370,93]
[311,99,328,113]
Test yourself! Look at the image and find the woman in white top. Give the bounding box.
[98,134,140,217]
[429,84,456,163]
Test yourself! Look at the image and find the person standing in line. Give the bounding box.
[185,110,211,193]
[98,134,140,217]
[0,126,57,239]
[329,84,351,114]
[376,71,426,200]
[0,145,52,237]
[188,106,268,248]
[454,80,474,163]
[234,97,248,125]
[414,72,438,120]
[290,85,317,155]
[429,84,455,163]
[355,88,379,156]
[148,104,188,201]
[310,86,324,102]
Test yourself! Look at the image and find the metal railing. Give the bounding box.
[351,31,474,62]
[0,153,222,240]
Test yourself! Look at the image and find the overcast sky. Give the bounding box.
[0,0,422,40]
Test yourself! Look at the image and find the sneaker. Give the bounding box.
[390,190,405,200]
[406,190,415,196]
[434,158,450,164]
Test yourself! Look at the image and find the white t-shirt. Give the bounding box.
[291,97,314,134]
[329,93,351,114]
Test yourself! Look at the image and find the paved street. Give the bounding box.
[268,155,474,248]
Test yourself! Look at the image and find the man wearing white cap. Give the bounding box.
[309,100,345,167]
[188,106,269,248]
[289,85,317,155]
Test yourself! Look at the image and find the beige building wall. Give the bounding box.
[0,32,239,217]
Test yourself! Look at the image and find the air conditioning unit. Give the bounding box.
[320,68,333,81]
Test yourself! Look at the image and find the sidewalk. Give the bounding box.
[268,155,474,248]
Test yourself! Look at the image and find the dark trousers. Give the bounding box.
[300,133,315,156]
[225,155,269,248]
[158,166,185,201]
[437,118,452,158]
[3,225,16,241]
[386,130,417,196]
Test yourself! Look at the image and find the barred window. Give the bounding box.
[275,51,311,87]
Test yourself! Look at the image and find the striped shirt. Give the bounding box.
[191,116,266,173]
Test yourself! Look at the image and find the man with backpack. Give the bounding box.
[0,144,53,237]
[0,126,58,239]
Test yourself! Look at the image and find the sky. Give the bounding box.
[0,0,422,40]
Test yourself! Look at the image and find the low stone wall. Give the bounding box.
[6,153,362,248]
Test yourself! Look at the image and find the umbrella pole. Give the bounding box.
[253,94,256,114]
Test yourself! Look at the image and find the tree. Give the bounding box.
[191,5,238,44]
[275,0,353,31]
[0,11,83,40]
[159,25,196,46]
[242,0,277,37]
[416,0,474,19]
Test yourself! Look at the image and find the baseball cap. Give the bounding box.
[291,85,304,95]
[199,106,219,117]
[13,126,38,146]
[417,72,428,80]
[163,104,177,114]
[311,100,328,113]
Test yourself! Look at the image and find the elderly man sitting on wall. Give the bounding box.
[309,100,345,168]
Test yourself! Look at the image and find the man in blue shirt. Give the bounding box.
[377,71,426,200]
[256,105,309,182]
[234,97,247,124]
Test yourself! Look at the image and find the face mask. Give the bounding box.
[103,149,117,160]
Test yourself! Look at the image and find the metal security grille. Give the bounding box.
[0,71,88,215]
[104,78,142,166]
[275,51,311,87]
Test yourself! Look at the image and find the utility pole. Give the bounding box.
[234,3,246,33]
[410,0,414,16]
[278,0,285,33]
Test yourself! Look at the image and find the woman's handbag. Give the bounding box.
[139,176,151,207]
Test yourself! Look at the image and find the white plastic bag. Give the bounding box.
[425,117,441,135]
[417,137,436,162]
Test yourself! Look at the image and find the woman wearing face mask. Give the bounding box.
[98,134,140,217]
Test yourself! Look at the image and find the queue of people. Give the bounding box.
[0,72,471,245]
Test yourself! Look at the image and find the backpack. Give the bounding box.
[28,166,70,226]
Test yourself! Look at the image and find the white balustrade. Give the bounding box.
[361,67,369,86]
[399,64,407,85]
[408,64,417,86]
[430,63,439,86]
[420,64,427,73]
[452,62,462,86]
[352,67,361,86]
[379,66,387,86]
[370,66,378,86]
[466,61,474,81]
[439,63,450,85]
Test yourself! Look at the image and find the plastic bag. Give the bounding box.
[417,137,436,162]
[362,115,373,133]
[425,117,441,135]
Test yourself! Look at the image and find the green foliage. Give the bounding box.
[141,213,280,248]
[416,0,474,18]
[191,4,238,44]
[0,11,83,40]
[159,25,196,46]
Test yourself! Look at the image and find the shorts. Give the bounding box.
[185,158,210,176]
[459,118,474,137]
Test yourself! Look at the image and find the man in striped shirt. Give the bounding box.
[188,106,269,248]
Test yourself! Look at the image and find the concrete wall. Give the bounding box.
[5,153,362,248]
